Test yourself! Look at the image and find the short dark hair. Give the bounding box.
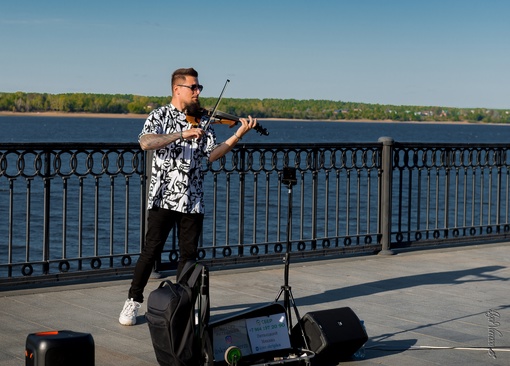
[171,68,198,87]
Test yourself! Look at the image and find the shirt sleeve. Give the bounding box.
[138,110,164,142]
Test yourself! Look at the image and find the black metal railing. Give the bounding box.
[0,143,146,283]
[389,140,510,246]
[1,139,510,286]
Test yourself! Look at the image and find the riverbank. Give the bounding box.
[0,111,146,119]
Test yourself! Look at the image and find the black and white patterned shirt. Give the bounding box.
[139,104,217,214]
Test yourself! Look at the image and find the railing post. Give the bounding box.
[42,151,51,274]
[495,148,503,230]
[238,147,246,256]
[311,148,318,250]
[443,148,451,237]
[379,137,395,255]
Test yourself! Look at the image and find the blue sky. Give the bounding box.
[1,0,509,109]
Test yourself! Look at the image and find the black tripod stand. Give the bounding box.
[274,167,310,350]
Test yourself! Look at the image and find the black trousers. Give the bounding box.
[128,207,204,303]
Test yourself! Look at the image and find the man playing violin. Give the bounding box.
[119,67,257,325]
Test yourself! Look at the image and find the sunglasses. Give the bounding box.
[177,84,203,93]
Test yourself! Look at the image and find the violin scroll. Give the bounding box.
[253,123,269,136]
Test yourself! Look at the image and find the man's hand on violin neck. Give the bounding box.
[237,116,257,137]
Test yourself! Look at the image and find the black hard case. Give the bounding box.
[25,330,94,366]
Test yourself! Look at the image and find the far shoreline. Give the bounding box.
[0,111,486,125]
[0,111,146,119]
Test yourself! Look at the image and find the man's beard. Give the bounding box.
[185,100,202,116]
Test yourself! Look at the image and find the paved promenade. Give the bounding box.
[1,243,509,365]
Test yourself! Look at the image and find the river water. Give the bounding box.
[2,115,510,143]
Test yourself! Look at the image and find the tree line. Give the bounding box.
[1,91,509,123]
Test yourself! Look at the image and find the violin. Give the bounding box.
[186,108,269,136]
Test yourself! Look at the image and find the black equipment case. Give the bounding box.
[25,330,94,366]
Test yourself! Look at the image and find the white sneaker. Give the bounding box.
[119,298,141,326]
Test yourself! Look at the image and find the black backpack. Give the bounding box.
[145,262,212,366]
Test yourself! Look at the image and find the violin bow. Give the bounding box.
[203,79,230,131]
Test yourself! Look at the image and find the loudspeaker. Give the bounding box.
[25,330,94,366]
[292,307,367,362]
